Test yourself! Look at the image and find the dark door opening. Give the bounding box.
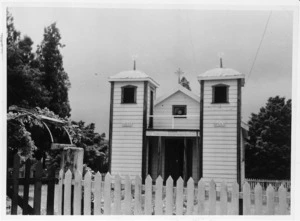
[165,139,184,182]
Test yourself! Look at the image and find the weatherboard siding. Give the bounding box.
[111,81,145,178]
[202,79,238,183]
[153,91,200,129]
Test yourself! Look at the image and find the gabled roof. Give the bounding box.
[108,70,159,87]
[198,68,245,86]
[155,85,200,106]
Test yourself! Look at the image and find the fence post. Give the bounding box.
[124,175,132,215]
[11,154,20,215]
[278,184,287,215]
[145,175,153,215]
[84,171,92,215]
[113,174,121,215]
[94,172,102,215]
[104,173,111,215]
[266,184,275,215]
[243,182,251,215]
[23,159,31,215]
[33,161,43,215]
[134,175,142,215]
[209,180,216,215]
[165,176,173,215]
[176,177,184,215]
[57,169,64,215]
[220,181,227,215]
[64,170,72,215]
[232,182,239,215]
[154,176,163,215]
[197,179,205,215]
[254,183,262,215]
[186,177,194,215]
[73,169,82,215]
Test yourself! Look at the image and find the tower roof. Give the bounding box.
[108,70,159,87]
[198,68,245,86]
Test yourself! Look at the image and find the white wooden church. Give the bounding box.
[108,64,248,185]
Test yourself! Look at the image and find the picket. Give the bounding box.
[209,180,216,215]
[93,172,102,215]
[197,179,205,215]
[84,171,92,215]
[165,176,173,215]
[267,185,275,215]
[11,154,20,215]
[254,183,262,215]
[123,175,132,215]
[243,182,251,215]
[113,174,122,215]
[231,182,239,215]
[154,176,163,215]
[104,173,111,215]
[134,175,142,215]
[22,159,31,215]
[220,181,227,215]
[186,178,194,215]
[63,170,72,215]
[57,169,64,215]
[33,161,43,215]
[73,170,82,215]
[144,175,153,215]
[175,177,184,215]
[278,184,287,215]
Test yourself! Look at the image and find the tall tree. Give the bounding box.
[245,96,291,179]
[7,10,50,109]
[37,23,71,118]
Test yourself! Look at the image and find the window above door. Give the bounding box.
[172,105,187,118]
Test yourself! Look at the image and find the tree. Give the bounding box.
[180,76,191,91]
[36,23,71,118]
[7,11,51,110]
[245,96,291,179]
[69,121,109,173]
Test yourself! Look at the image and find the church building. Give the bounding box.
[108,64,248,185]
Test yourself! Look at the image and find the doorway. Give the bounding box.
[164,138,193,182]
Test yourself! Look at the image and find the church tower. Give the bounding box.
[198,65,245,184]
[108,69,159,178]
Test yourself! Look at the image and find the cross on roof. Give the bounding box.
[175,68,184,84]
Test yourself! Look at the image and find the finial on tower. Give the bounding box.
[132,54,138,71]
[218,52,224,68]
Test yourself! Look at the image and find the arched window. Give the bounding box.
[212,84,229,104]
[121,85,137,104]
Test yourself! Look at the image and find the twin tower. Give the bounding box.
[108,67,246,185]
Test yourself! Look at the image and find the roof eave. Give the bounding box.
[108,77,160,87]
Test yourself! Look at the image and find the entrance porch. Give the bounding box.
[145,129,201,183]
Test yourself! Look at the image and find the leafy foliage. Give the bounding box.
[180,77,191,91]
[68,121,109,173]
[245,96,291,179]
[36,23,71,118]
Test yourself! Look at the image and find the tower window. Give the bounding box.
[212,84,229,103]
[121,85,137,104]
[172,105,187,118]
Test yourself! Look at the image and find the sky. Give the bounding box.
[8,6,294,135]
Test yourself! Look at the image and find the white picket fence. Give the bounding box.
[55,169,290,215]
[245,178,291,191]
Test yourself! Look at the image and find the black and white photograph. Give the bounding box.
[1,0,299,217]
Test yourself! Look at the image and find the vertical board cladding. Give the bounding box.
[154,91,200,129]
[202,79,238,184]
[111,81,145,179]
